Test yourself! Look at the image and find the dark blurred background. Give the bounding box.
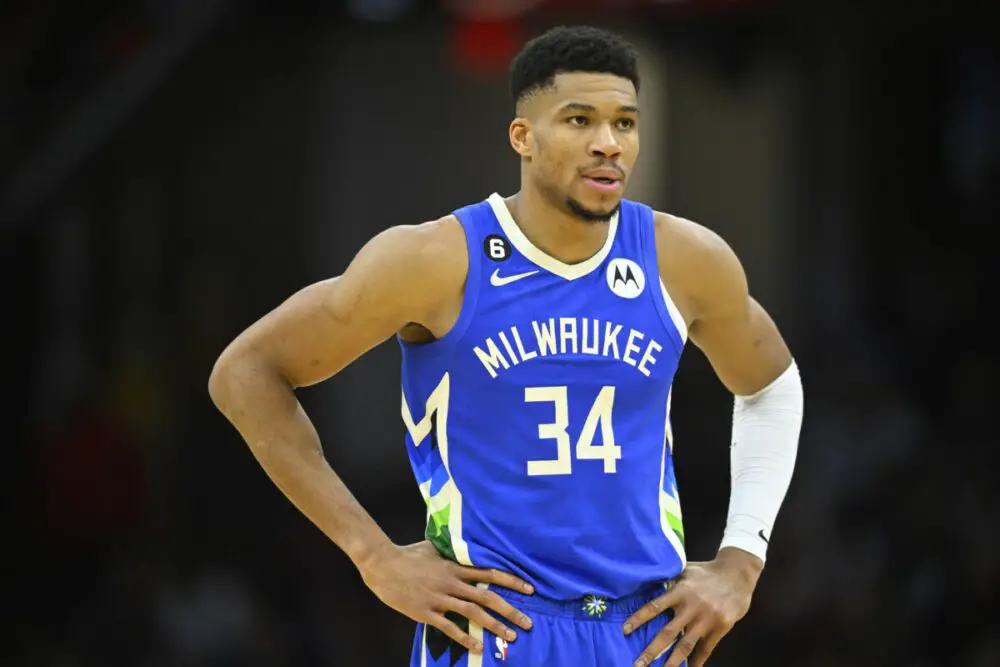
[2,0,997,665]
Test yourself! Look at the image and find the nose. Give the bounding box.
[588,123,623,159]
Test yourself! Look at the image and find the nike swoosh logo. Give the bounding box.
[490,268,539,287]
[758,529,770,544]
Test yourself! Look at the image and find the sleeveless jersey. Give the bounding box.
[399,193,688,601]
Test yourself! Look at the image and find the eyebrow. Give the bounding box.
[558,102,640,114]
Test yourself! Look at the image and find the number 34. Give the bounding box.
[525,386,621,476]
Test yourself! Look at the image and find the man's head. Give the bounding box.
[508,26,640,223]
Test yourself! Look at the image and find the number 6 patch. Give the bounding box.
[484,234,512,262]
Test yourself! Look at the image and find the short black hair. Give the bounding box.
[509,25,640,109]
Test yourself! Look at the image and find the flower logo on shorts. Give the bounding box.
[582,595,608,617]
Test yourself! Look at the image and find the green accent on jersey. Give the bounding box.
[665,510,685,545]
[425,510,456,561]
[429,504,450,536]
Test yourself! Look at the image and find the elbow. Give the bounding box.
[208,346,241,411]
[208,358,227,410]
[208,346,289,412]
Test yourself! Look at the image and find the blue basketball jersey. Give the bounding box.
[400,193,688,601]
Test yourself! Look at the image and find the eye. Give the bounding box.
[567,116,589,126]
[616,118,635,131]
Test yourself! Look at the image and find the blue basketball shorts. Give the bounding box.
[409,583,685,666]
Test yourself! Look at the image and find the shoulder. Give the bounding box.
[327,214,468,321]
[358,214,469,337]
[651,210,748,324]
[367,214,468,285]
[651,211,736,267]
[378,214,467,265]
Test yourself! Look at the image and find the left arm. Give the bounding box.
[682,221,800,571]
[627,213,804,667]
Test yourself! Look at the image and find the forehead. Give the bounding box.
[545,72,638,109]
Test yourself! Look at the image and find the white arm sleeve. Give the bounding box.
[719,360,803,563]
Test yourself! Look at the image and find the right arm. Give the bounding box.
[208,221,457,564]
[208,218,532,651]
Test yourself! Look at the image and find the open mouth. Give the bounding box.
[583,175,622,190]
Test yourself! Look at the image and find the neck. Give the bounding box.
[506,179,612,266]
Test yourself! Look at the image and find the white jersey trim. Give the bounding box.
[659,279,688,343]
[486,192,619,281]
[658,385,687,566]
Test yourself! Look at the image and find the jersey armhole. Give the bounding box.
[637,205,688,356]
[397,210,481,355]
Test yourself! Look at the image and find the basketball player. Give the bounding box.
[209,25,803,667]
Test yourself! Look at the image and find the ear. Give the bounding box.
[509,118,532,158]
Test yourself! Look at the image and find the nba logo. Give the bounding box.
[494,635,508,661]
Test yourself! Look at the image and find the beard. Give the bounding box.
[565,196,620,223]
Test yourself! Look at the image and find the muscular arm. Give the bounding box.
[624,216,803,667]
[208,217,466,567]
[656,214,791,395]
[656,213,801,573]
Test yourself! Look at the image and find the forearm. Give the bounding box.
[719,360,803,565]
[209,355,392,568]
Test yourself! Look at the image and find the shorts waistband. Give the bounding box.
[492,582,669,621]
